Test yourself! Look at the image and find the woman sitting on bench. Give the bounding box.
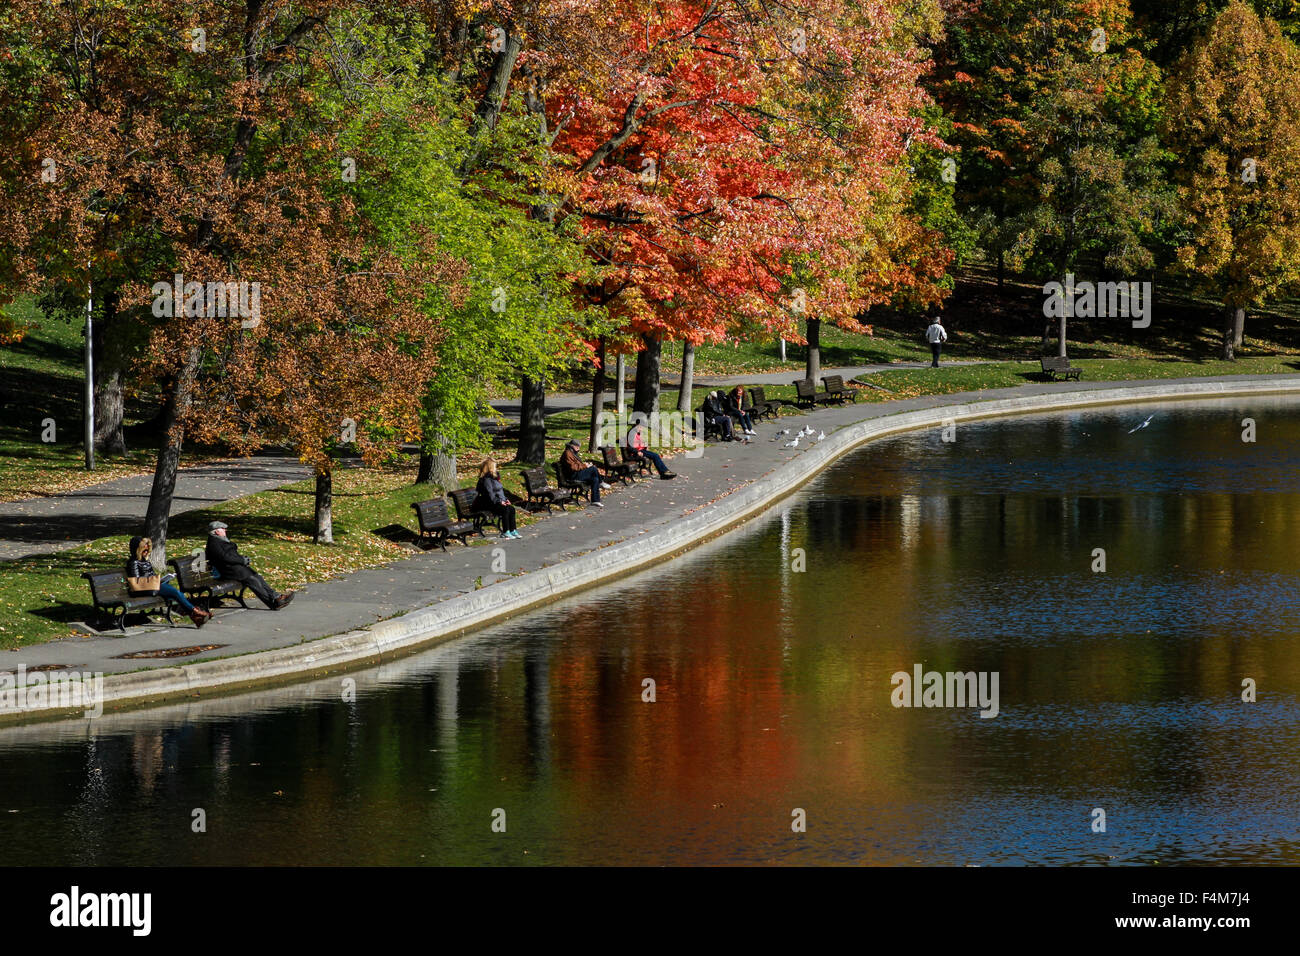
[127,536,210,627]
[725,386,756,435]
[475,458,520,538]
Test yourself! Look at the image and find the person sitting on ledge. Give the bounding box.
[725,385,757,436]
[205,520,295,609]
[475,458,520,537]
[701,391,736,441]
[127,535,210,627]
[625,420,676,479]
[560,438,609,507]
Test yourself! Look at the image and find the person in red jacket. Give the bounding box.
[625,421,676,479]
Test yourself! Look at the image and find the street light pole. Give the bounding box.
[84,265,94,471]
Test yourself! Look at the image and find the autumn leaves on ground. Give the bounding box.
[4,1,1300,647]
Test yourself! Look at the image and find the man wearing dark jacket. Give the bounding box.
[205,521,294,609]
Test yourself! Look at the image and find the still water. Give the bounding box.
[3,396,1300,865]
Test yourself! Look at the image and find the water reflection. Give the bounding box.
[2,397,1299,865]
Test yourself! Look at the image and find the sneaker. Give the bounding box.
[591,501,604,508]
[600,482,611,490]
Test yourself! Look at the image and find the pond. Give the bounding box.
[3,395,1299,865]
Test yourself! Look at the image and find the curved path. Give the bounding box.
[4,373,1298,722]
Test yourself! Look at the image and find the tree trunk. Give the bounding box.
[93,365,126,456]
[313,470,333,545]
[805,318,821,383]
[426,452,458,489]
[142,346,201,570]
[1058,314,1067,358]
[516,376,547,464]
[1222,305,1238,361]
[416,452,435,484]
[614,354,626,417]
[91,291,126,456]
[633,334,661,415]
[587,337,606,451]
[1232,307,1245,350]
[676,341,695,415]
[997,249,1005,292]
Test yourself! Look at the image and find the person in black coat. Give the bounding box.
[474,458,519,537]
[204,521,294,609]
[701,391,735,441]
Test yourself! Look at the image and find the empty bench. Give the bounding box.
[411,498,477,550]
[1040,355,1082,381]
[821,375,858,404]
[792,378,837,408]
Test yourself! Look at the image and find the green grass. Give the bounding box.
[0,297,161,501]
[853,355,1300,402]
[0,460,579,649]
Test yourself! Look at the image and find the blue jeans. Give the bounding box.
[637,448,669,475]
[572,465,601,502]
[159,583,195,613]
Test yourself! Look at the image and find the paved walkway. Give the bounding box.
[0,456,310,562]
[0,363,930,562]
[7,372,1296,679]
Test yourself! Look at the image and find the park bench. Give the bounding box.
[792,378,836,408]
[449,488,497,536]
[821,375,858,404]
[1040,355,1082,381]
[410,498,476,551]
[598,445,637,484]
[694,404,728,441]
[169,554,249,612]
[554,459,593,501]
[746,386,782,421]
[82,570,174,633]
[521,467,574,513]
[621,445,654,478]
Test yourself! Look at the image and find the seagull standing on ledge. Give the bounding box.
[1128,414,1154,434]
[784,437,800,448]
[816,431,826,441]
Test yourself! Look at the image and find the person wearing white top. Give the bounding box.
[925,316,948,367]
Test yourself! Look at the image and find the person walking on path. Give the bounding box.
[475,458,520,537]
[127,536,211,627]
[925,316,948,367]
[560,439,609,507]
[625,421,677,479]
[204,520,295,609]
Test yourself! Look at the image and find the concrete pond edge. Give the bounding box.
[5,375,1298,723]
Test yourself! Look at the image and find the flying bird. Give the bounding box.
[1128,414,1154,434]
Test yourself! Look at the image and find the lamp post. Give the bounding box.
[84,262,94,471]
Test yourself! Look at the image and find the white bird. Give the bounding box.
[776,428,790,436]
[800,426,814,436]
[784,437,800,448]
[1128,414,1154,434]
[816,431,826,441]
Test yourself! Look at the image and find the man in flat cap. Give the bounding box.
[204,520,295,610]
